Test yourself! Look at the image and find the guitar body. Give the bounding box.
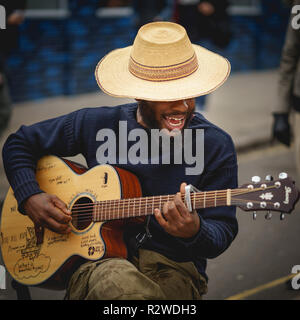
[0,155,142,289]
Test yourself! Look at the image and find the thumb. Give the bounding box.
[50,195,71,216]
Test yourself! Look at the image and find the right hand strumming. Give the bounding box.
[23,193,72,234]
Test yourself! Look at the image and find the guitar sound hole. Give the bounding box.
[71,197,93,230]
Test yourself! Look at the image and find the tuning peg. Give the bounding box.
[280,213,285,220]
[265,211,272,220]
[253,211,257,220]
[251,176,261,184]
[279,172,288,179]
[265,175,273,181]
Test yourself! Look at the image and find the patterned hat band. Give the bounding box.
[128,53,199,82]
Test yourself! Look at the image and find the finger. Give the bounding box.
[154,208,168,228]
[174,192,190,218]
[46,203,72,224]
[163,200,182,223]
[44,216,72,234]
[180,182,187,195]
[51,195,72,216]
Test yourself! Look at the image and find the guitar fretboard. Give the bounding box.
[91,190,232,222]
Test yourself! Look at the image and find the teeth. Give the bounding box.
[166,118,184,127]
[166,117,184,121]
[169,122,180,127]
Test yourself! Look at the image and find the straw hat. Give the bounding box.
[95,21,230,101]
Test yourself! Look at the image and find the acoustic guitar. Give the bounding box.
[0,155,299,289]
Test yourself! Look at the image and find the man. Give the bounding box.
[272,0,300,174]
[0,0,26,137]
[2,22,238,300]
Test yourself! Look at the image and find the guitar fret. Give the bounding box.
[111,200,113,220]
[127,198,130,218]
[112,200,115,219]
[106,200,108,220]
[122,199,125,219]
[110,200,112,219]
[203,192,206,208]
[193,193,195,211]
[152,196,155,213]
[117,199,120,219]
[139,197,141,216]
[159,195,162,212]
[107,200,110,220]
[215,191,217,207]
[145,197,148,215]
[133,198,135,217]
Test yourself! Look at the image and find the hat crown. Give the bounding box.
[130,22,195,67]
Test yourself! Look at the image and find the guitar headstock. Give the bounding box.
[232,173,300,220]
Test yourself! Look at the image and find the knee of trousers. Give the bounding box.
[66,258,165,300]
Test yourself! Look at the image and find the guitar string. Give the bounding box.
[66,186,278,224]
[69,185,275,211]
[69,196,229,221]
[69,185,274,215]
[67,190,258,222]
[69,190,240,215]
[70,189,249,211]
[68,188,270,220]
[68,198,277,224]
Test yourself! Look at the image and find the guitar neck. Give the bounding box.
[92,189,234,222]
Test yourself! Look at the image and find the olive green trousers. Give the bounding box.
[65,249,207,300]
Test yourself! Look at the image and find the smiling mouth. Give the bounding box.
[163,115,186,130]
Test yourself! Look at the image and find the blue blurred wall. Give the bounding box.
[5,0,290,102]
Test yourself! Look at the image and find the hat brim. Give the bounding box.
[95,44,230,101]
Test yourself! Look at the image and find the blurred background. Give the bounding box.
[0,0,300,301]
[1,0,291,101]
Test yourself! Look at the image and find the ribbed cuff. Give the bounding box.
[177,216,213,249]
[10,169,44,214]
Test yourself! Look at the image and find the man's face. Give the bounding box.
[137,99,196,131]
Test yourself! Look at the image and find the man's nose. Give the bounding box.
[172,100,189,111]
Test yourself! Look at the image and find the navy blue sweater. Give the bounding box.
[2,103,238,281]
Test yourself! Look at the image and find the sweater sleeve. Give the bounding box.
[176,135,238,260]
[2,109,87,213]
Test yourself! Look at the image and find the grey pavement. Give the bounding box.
[1,69,300,300]
[206,144,300,300]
